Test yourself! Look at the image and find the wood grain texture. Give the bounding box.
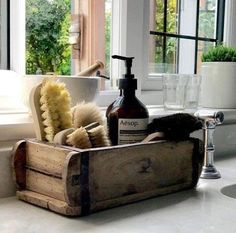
[17,190,81,216]
[91,181,192,213]
[26,140,71,177]
[62,151,81,206]
[26,169,65,201]
[13,138,203,216]
[29,84,45,141]
[11,140,26,190]
[89,141,194,203]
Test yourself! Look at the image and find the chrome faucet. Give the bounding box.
[194,111,224,179]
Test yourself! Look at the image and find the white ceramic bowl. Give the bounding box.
[58,76,99,106]
[22,75,99,109]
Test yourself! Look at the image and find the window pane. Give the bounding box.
[150,0,179,34]
[0,0,7,69]
[26,0,71,75]
[105,0,112,77]
[197,40,214,73]
[149,35,178,74]
[178,38,195,74]
[179,0,197,37]
[26,0,111,80]
[167,0,179,34]
[199,0,217,38]
[149,0,180,74]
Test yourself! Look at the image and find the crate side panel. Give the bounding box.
[26,169,65,201]
[26,141,71,176]
[89,141,194,203]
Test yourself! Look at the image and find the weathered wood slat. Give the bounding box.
[26,140,71,176]
[89,140,194,203]
[26,169,65,201]
[17,190,81,216]
[91,181,192,213]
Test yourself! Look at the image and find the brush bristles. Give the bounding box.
[66,127,92,149]
[87,125,110,147]
[72,102,104,128]
[40,80,72,142]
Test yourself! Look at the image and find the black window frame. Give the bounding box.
[150,0,225,74]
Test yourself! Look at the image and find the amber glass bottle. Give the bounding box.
[106,55,149,145]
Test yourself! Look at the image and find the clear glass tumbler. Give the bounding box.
[185,74,202,110]
[163,74,188,110]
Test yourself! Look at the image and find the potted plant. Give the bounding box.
[200,45,236,108]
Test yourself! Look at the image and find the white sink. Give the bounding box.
[221,184,236,199]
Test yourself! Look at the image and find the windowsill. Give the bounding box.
[0,111,34,141]
[1,106,236,142]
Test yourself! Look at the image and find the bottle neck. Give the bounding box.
[120,89,136,97]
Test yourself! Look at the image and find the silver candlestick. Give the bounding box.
[194,111,224,179]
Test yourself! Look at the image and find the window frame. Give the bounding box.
[0,0,10,69]
[2,0,227,111]
[144,0,225,90]
[10,0,25,75]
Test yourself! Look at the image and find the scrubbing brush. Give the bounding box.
[66,126,92,149]
[148,113,202,140]
[71,102,104,128]
[85,122,110,147]
[30,78,72,142]
[65,122,110,149]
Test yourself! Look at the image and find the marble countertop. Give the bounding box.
[1,155,236,233]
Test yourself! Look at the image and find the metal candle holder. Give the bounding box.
[195,111,224,179]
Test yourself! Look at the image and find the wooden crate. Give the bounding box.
[12,138,203,216]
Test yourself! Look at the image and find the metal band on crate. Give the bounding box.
[80,151,91,216]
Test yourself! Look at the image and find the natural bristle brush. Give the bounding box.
[65,122,110,149]
[30,78,72,142]
[85,122,110,147]
[147,113,202,140]
[71,102,104,128]
[30,78,110,148]
[66,126,92,149]
[68,102,110,148]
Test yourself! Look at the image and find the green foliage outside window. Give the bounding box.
[105,10,111,76]
[155,0,177,66]
[26,0,71,75]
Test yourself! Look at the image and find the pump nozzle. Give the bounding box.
[112,55,137,90]
[112,55,134,76]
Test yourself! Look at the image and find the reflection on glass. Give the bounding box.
[149,35,178,74]
[197,41,214,73]
[199,0,216,38]
[151,0,179,34]
[149,0,179,74]
[167,0,179,34]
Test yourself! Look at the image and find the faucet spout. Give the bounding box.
[194,110,224,179]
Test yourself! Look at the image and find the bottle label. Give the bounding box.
[118,118,148,145]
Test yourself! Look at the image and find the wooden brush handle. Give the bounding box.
[29,83,46,141]
[78,60,104,76]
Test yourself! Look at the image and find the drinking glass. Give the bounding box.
[185,74,202,109]
[163,74,188,110]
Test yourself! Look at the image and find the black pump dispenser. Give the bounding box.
[106,55,149,145]
[112,55,137,90]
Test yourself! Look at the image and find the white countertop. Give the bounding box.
[1,155,236,233]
